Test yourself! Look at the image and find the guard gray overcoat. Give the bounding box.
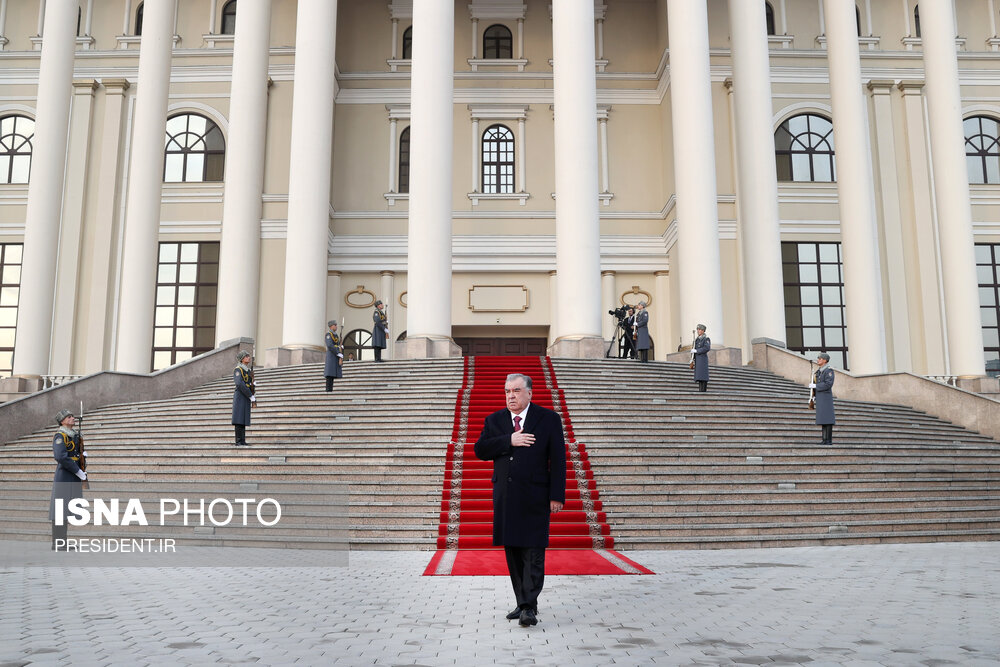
[49,430,83,521]
[634,310,651,350]
[372,309,388,349]
[474,403,567,548]
[232,367,252,426]
[693,335,711,382]
[324,331,344,378]
[814,366,836,425]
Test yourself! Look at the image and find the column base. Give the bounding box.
[546,336,606,359]
[397,336,462,359]
[263,345,325,367]
[664,345,743,368]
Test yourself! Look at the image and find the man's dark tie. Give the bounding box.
[513,416,522,432]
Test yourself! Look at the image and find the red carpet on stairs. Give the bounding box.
[423,356,653,576]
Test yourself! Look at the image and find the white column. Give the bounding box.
[36,0,46,36]
[921,1,988,378]
[550,0,603,357]
[0,0,9,44]
[596,18,605,59]
[122,0,132,35]
[549,270,559,343]
[215,0,271,345]
[901,0,911,36]
[208,0,218,34]
[380,271,395,360]
[50,80,98,375]
[868,80,912,371]
[388,116,398,193]
[601,270,615,341]
[727,0,786,347]
[599,114,609,193]
[11,0,78,377]
[517,117,525,193]
[654,270,671,359]
[667,0,726,345]
[82,78,130,373]
[405,0,456,357]
[84,0,94,37]
[471,117,479,192]
[823,0,887,374]
[281,0,338,351]
[115,0,177,373]
[517,18,524,59]
[390,18,398,59]
[471,18,478,59]
[779,0,788,35]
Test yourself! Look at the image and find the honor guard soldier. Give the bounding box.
[634,302,651,362]
[232,351,255,447]
[693,324,710,392]
[50,409,86,550]
[810,352,836,444]
[372,300,389,362]
[324,320,345,392]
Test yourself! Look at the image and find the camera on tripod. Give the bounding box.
[609,305,630,321]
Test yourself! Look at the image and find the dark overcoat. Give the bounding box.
[371,309,388,348]
[814,366,836,425]
[50,430,83,521]
[324,331,344,378]
[693,334,711,381]
[634,309,651,350]
[474,403,567,548]
[232,367,252,426]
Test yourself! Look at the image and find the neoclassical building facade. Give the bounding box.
[0,0,997,383]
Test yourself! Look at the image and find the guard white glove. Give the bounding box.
[250,395,257,403]
[82,452,87,457]
[808,383,816,389]
[75,470,87,481]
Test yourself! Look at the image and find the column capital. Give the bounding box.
[548,270,557,277]
[866,79,896,94]
[380,270,395,277]
[601,270,615,277]
[654,270,669,277]
[327,270,342,277]
[72,79,98,95]
[101,77,131,95]
[723,76,734,92]
[898,80,925,94]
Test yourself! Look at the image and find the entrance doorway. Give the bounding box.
[454,337,547,356]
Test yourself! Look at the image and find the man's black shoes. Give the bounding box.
[506,608,522,620]
[518,608,537,627]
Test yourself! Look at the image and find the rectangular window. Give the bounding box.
[976,243,1000,365]
[0,243,21,377]
[152,241,219,371]
[782,241,849,370]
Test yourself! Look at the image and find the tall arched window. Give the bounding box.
[398,126,410,194]
[914,6,921,38]
[402,26,412,59]
[164,113,225,183]
[483,24,513,59]
[965,116,1000,185]
[77,7,82,37]
[221,0,237,35]
[765,2,776,35]
[135,2,144,36]
[0,115,34,184]
[482,124,514,194]
[775,113,836,182]
[856,5,862,36]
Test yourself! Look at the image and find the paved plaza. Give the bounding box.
[2,541,999,666]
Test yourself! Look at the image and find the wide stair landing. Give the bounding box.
[552,358,1000,549]
[0,359,464,550]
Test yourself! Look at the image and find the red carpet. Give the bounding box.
[425,355,653,576]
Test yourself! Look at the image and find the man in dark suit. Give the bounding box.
[474,373,566,628]
[810,352,836,444]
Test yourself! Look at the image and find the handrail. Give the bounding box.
[750,342,1000,443]
[0,338,253,447]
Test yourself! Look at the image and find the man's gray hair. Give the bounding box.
[506,373,532,390]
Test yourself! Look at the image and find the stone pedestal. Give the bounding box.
[0,376,44,394]
[547,337,606,359]
[398,336,462,360]
[957,376,1000,395]
[263,346,325,368]
[665,346,743,368]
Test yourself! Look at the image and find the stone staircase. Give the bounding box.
[551,358,1000,549]
[3,356,998,552]
[0,359,464,550]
